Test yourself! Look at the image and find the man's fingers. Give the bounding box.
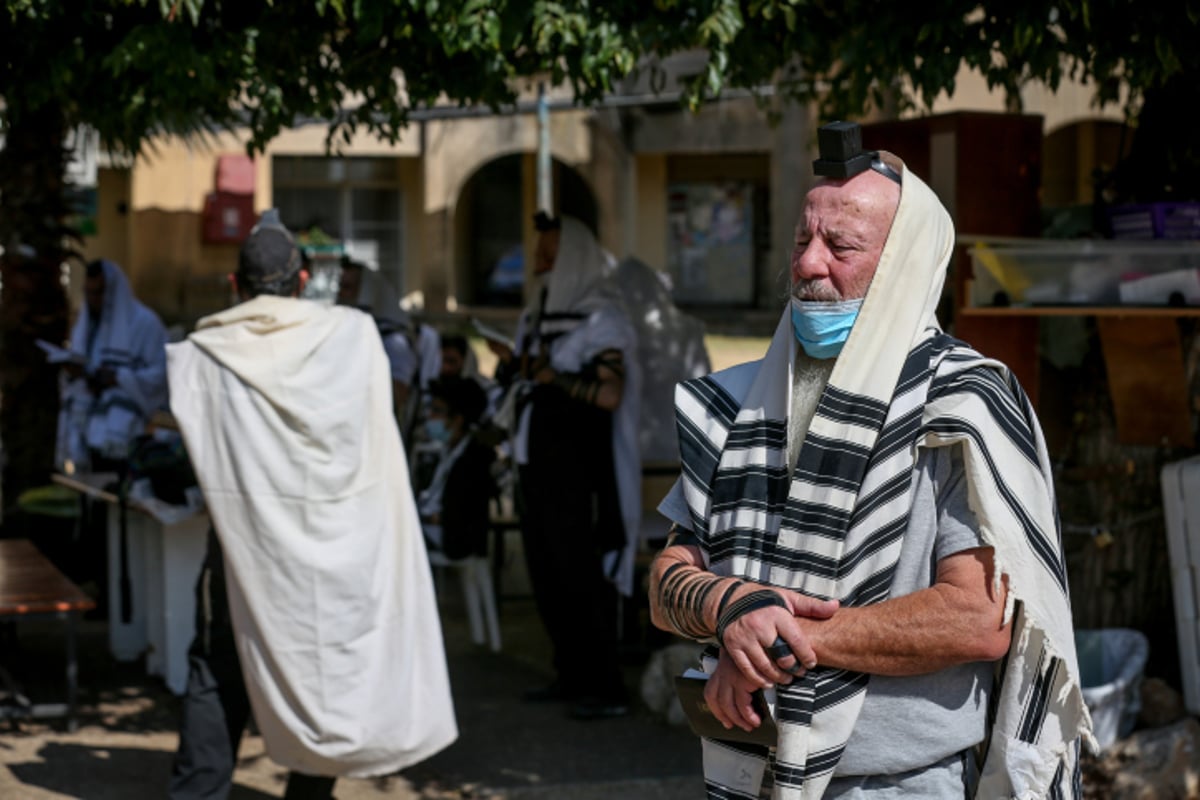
[733,689,761,731]
[790,595,839,619]
[766,636,808,677]
[704,679,732,729]
[782,631,819,670]
[728,648,774,689]
[744,645,791,686]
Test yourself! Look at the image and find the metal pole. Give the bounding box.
[536,83,552,214]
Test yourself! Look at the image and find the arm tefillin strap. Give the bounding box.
[715,590,790,648]
[657,525,747,642]
[658,561,720,640]
[550,348,623,406]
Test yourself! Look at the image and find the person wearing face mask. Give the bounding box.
[488,212,641,720]
[648,123,1092,799]
[418,376,495,560]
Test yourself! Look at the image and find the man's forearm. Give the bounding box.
[648,543,743,641]
[797,580,1012,676]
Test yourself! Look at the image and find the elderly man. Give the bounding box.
[649,123,1092,798]
[167,211,456,799]
[56,258,168,472]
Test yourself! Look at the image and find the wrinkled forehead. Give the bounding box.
[800,169,900,233]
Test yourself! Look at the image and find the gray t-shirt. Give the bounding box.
[659,444,989,796]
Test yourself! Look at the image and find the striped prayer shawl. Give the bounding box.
[672,162,1092,799]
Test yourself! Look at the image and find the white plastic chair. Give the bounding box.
[427,551,501,652]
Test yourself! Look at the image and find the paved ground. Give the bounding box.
[0,553,703,799]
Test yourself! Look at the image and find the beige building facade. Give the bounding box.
[79,66,1124,334]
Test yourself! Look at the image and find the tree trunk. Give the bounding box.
[0,106,72,522]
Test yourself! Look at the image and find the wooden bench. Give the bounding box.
[0,538,95,731]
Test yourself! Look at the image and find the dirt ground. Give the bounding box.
[1,562,703,800]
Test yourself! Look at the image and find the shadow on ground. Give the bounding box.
[2,565,704,799]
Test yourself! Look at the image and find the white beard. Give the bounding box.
[786,350,836,476]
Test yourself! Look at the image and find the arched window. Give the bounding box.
[457,155,597,307]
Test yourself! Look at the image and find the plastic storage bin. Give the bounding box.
[1075,628,1149,750]
[968,239,1200,308]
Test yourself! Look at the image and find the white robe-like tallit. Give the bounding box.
[167,296,457,778]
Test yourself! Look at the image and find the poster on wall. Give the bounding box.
[667,182,754,306]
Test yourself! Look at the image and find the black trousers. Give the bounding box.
[169,530,337,800]
[518,465,627,703]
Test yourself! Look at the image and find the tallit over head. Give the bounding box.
[515,215,644,595]
[56,258,169,465]
[543,216,619,316]
[674,156,1093,799]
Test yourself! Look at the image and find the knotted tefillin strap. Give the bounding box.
[716,590,789,648]
[658,562,722,640]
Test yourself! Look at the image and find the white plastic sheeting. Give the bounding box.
[612,257,711,465]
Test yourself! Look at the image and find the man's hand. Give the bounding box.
[705,649,768,733]
[719,584,838,688]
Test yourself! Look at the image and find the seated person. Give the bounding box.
[418,376,495,560]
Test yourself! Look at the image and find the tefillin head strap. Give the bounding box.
[812,121,901,185]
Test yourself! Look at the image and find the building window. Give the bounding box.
[667,181,757,306]
[272,157,405,294]
[457,155,599,307]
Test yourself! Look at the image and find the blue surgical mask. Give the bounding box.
[790,297,864,359]
[425,418,451,443]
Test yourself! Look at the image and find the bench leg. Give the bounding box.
[65,612,79,732]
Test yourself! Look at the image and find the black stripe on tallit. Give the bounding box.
[867,407,924,464]
[751,517,906,582]
[705,532,777,567]
[813,668,871,712]
[771,742,844,786]
[815,385,889,429]
[682,375,740,427]
[1049,759,1065,800]
[839,563,896,607]
[726,420,789,449]
[924,418,1067,592]
[1018,649,1060,744]
[677,414,722,489]
[711,469,789,512]
[791,460,870,494]
[704,780,760,800]
[891,336,937,396]
[779,503,852,537]
[937,369,1041,467]
[848,470,914,528]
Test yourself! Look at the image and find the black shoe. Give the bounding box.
[522,681,569,704]
[568,696,631,720]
